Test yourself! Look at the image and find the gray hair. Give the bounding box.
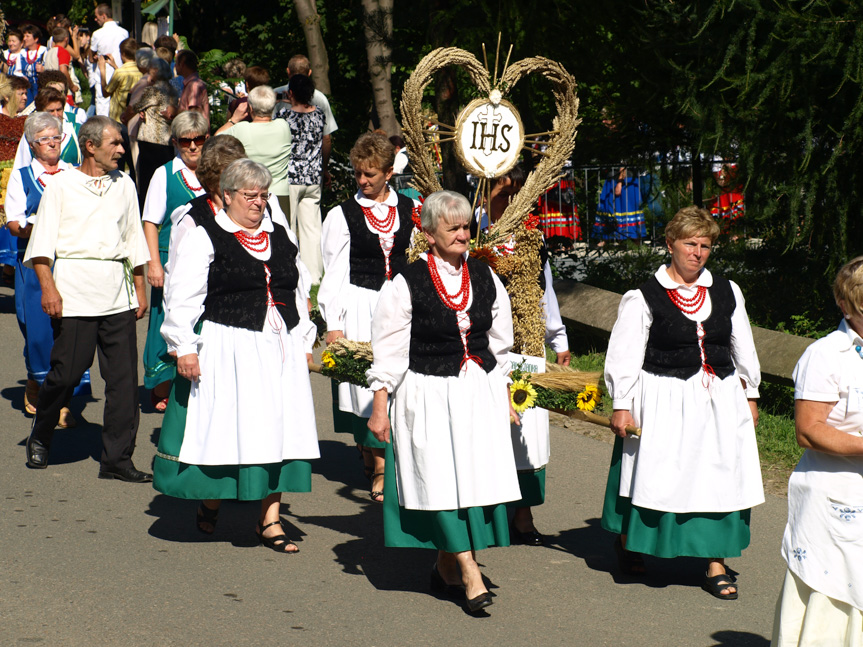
[148,57,171,83]
[247,85,276,118]
[171,110,209,140]
[24,112,62,145]
[79,116,120,153]
[421,190,471,232]
[135,47,154,73]
[220,158,272,194]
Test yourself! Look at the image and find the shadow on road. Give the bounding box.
[710,631,770,646]
[550,517,743,591]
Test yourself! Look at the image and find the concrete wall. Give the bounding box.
[554,280,814,385]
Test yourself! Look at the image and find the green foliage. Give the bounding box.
[320,351,372,388]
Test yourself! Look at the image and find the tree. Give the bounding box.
[294,0,331,95]
[361,0,400,135]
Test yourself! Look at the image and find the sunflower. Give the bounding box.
[576,384,601,412]
[469,245,498,270]
[321,351,336,370]
[510,379,538,413]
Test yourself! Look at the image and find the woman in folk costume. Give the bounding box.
[141,111,209,412]
[602,206,763,600]
[771,258,863,646]
[155,159,319,552]
[593,166,647,242]
[11,88,82,169]
[318,132,420,502]
[475,166,571,546]
[367,190,522,614]
[5,112,89,424]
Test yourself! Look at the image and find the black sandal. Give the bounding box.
[614,536,646,575]
[256,520,299,554]
[196,502,219,535]
[370,473,384,502]
[702,572,738,600]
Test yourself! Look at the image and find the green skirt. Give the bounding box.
[152,375,311,501]
[600,436,751,559]
[143,251,175,389]
[510,468,546,508]
[330,381,385,449]
[382,439,510,552]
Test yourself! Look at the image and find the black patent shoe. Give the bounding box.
[509,523,545,546]
[430,564,466,599]
[465,591,494,614]
[25,436,49,469]
[98,465,153,483]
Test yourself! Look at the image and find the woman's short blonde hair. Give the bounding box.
[665,206,720,244]
[833,256,863,317]
[350,132,395,172]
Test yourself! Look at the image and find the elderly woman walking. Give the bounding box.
[602,206,764,600]
[5,112,89,422]
[141,110,208,411]
[319,132,420,502]
[154,159,319,551]
[771,258,863,645]
[367,190,521,614]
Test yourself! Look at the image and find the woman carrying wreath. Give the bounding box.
[141,110,208,412]
[771,258,863,645]
[367,190,521,614]
[318,132,420,502]
[155,159,319,552]
[602,206,764,600]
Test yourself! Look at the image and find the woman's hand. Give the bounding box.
[509,398,521,426]
[610,409,636,438]
[325,330,345,345]
[367,389,391,443]
[147,260,164,287]
[555,350,571,366]
[748,399,759,428]
[177,353,201,382]
[230,101,249,122]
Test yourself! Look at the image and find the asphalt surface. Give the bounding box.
[0,283,790,647]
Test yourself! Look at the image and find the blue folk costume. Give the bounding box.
[593,172,648,241]
[142,162,201,390]
[14,166,90,393]
[19,48,44,105]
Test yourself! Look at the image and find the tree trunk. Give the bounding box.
[361,0,401,136]
[293,0,331,96]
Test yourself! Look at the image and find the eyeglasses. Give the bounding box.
[33,135,62,145]
[236,191,270,203]
[176,135,207,147]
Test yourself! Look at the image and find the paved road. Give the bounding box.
[0,284,789,646]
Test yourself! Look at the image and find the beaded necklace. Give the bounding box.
[427,254,470,311]
[234,229,269,253]
[37,168,63,188]
[361,204,396,232]
[179,169,202,193]
[665,285,707,314]
[207,199,218,217]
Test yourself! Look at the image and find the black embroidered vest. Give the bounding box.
[341,193,415,290]
[185,195,214,227]
[402,256,496,377]
[639,275,736,380]
[199,218,300,332]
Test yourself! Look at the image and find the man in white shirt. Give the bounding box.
[90,3,129,117]
[24,116,152,482]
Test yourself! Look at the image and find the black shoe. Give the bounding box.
[430,564,466,599]
[98,465,153,483]
[25,437,49,469]
[509,524,545,546]
[465,591,493,614]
